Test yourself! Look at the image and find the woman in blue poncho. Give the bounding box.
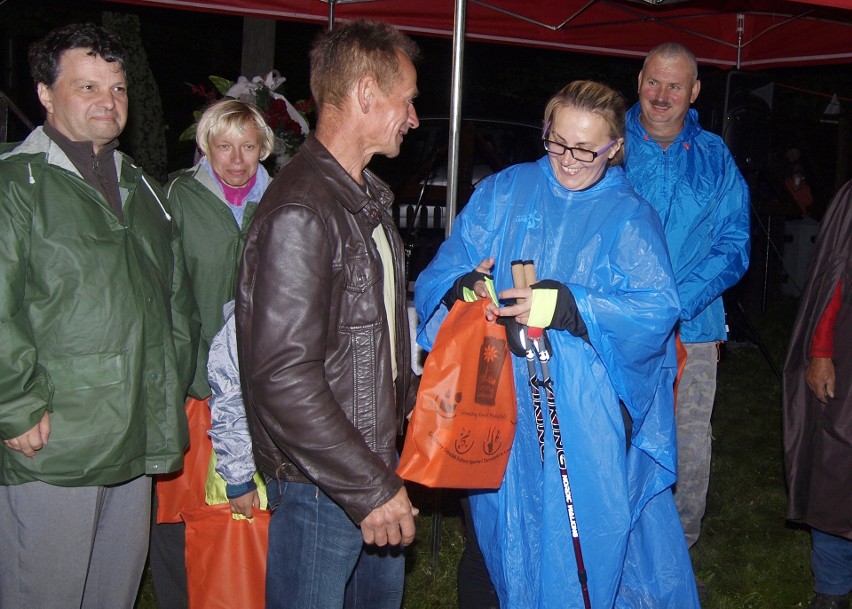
[414,81,700,608]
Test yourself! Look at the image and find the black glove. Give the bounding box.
[531,280,589,343]
[441,270,493,309]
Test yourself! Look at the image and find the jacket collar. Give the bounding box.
[626,103,703,145]
[538,155,624,196]
[301,134,394,224]
[187,158,271,206]
[1,126,127,178]
[41,122,119,165]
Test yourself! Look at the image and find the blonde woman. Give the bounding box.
[415,81,699,608]
[150,99,274,609]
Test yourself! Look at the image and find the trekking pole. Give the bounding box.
[512,260,545,459]
[511,261,592,609]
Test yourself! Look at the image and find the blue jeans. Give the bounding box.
[265,479,405,609]
[812,529,852,596]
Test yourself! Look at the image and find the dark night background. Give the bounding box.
[1,0,850,214]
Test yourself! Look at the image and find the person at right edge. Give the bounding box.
[784,179,852,609]
[623,42,751,594]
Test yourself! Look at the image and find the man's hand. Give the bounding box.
[359,486,419,546]
[805,356,835,404]
[229,490,261,519]
[3,411,51,458]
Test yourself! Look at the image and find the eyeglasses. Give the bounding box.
[542,137,617,162]
[541,119,617,162]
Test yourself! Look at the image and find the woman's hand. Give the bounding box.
[485,287,532,325]
[470,258,496,299]
[442,258,496,309]
[229,489,261,518]
[3,411,51,458]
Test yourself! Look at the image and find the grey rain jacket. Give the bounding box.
[207,300,256,489]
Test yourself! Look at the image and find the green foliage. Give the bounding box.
[209,75,235,96]
[178,111,202,142]
[401,494,465,609]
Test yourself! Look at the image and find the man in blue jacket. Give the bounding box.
[624,43,751,561]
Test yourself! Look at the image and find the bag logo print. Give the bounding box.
[434,389,463,418]
[483,426,503,456]
[475,336,509,405]
[455,427,474,454]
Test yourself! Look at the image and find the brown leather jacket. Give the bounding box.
[236,135,413,523]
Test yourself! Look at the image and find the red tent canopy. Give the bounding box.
[109,0,852,69]
[105,0,851,226]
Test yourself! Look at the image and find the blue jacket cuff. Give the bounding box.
[225,478,257,499]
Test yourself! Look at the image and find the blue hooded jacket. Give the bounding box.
[415,158,700,608]
[624,104,750,343]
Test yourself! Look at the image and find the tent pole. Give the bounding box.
[327,0,335,30]
[736,12,743,69]
[445,0,467,237]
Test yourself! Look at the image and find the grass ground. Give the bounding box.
[136,293,813,609]
[691,294,812,609]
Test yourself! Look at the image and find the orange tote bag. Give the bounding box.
[183,504,269,609]
[156,397,213,523]
[397,298,517,489]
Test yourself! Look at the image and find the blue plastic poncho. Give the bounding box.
[415,158,700,609]
[624,104,750,343]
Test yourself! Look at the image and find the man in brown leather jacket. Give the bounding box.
[236,19,420,609]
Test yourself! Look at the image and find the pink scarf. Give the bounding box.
[215,172,257,207]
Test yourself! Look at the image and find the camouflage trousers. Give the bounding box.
[673,341,720,548]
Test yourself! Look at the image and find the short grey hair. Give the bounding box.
[643,42,698,82]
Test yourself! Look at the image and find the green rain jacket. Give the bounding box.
[0,127,199,486]
[166,162,264,398]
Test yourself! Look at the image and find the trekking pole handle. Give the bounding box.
[522,260,537,289]
[510,260,528,303]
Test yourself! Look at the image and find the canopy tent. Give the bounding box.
[109,0,852,69]
[108,0,852,228]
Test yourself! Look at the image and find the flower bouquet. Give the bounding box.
[182,70,312,164]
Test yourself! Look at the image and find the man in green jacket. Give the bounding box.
[0,23,198,609]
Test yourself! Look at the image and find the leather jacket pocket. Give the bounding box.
[343,255,381,294]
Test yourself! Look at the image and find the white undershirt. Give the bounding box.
[372,224,397,380]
